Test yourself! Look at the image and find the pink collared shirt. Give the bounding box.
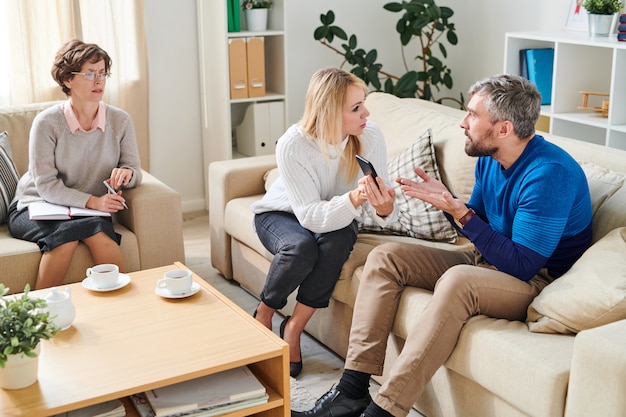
[63,99,107,132]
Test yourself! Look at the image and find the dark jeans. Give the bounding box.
[254,211,358,309]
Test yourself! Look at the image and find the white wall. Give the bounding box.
[145,0,571,213]
[144,1,205,213]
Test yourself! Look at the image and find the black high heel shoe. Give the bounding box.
[279,316,303,378]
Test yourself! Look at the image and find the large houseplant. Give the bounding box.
[582,0,624,35]
[0,284,58,389]
[313,0,463,107]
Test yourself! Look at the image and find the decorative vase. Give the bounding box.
[245,8,268,32]
[0,344,40,389]
[588,13,616,36]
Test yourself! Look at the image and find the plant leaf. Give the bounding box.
[313,26,327,41]
[365,49,378,65]
[330,26,348,40]
[349,34,357,49]
[383,2,404,12]
[447,30,458,45]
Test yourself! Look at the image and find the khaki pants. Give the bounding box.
[345,242,553,417]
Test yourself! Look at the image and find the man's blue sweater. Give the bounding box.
[456,135,592,281]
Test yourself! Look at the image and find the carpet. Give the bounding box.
[290,377,318,412]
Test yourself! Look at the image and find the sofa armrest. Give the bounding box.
[208,155,277,279]
[565,319,626,417]
[114,170,185,270]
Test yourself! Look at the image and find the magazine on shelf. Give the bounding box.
[143,366,267,417]
[51,399,125,417]
[130,392,269,417]
[28,201,111,220]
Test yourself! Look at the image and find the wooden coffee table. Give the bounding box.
[0,262,289,417]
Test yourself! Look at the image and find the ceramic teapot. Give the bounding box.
[44,287,76,330]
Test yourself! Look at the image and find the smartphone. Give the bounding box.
[356,155,380,189]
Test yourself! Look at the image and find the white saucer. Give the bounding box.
[82,274,131,292]
[155,282,200,299]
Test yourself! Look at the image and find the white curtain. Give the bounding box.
[0,0,150,170]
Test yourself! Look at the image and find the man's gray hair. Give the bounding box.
[468,74,542,140]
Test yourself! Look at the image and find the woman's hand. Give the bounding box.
[108,167,133,190]
[397,167,467,218]
[351,175,395,217]
[86,193,126,213]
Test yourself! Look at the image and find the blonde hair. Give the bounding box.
[300,68,367,182]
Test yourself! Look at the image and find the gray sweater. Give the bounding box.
[13,103,142,211]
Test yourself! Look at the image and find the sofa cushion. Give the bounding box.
[0,131,19,223]
[526,227,626,334]
[358,129,457,243]
[580,161,624,217]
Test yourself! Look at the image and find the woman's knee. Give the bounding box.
[46,240,79,257]
[282,234,319,263]
[82,232,117,249]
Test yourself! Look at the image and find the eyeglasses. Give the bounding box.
[71,72,111,81]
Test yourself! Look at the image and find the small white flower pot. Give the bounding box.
[0,344,40,390]
[245,8,269,32]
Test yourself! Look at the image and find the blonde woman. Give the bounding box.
[252,68,397,377]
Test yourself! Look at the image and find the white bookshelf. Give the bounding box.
[196,0,287,202]
[504,31,626,151]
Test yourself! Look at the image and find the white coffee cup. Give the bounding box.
[86,264,120,289]
[157,269,193,295]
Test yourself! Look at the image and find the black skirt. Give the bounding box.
[7,201,121,252]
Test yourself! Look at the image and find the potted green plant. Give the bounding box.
[242,0,272,32]
[312,0,464,108]
[0,284,58,389]
[582,0,624,36]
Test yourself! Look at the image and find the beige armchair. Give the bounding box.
[0,102,185,294]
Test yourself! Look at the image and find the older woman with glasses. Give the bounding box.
[7,39,142,289]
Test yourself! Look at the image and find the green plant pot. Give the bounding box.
[588,13,616,36]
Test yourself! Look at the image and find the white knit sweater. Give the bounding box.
[252,121,397,233]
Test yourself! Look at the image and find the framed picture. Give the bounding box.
[565,0,589,31]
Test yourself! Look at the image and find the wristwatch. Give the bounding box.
[455,208,475,229]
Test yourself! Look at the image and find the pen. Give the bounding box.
[103,180,128,209]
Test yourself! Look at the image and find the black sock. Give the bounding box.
[362,401,393,417]
[337,369,370,399]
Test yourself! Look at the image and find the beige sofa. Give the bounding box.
[209,92,626,417]
[1,101,185,294]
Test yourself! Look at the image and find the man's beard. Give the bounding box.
[464,129,498,157]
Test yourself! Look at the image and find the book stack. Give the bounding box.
[130,366,268,417]
[618,14,626,42]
